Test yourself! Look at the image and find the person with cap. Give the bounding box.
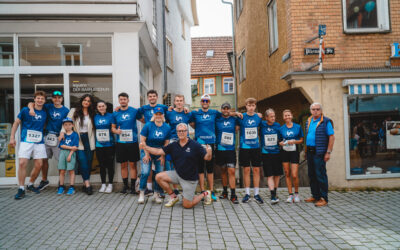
[56,117,79,195]
[215,102,240,204]
[189,94,241,204]
[304,102,335,207]
[10,91,47,199]
[28,90,70,191]
[138,106,171,204]
[142,123,213,209]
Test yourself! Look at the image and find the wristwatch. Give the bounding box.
[326,151,332,154]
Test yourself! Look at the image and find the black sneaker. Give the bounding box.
[27,184,40,194]
[130,186,137,195]
[254,194,264,204]
[38,180,50,191]
[14,188,25,200]
[230,194,239,204]
[242,194,251,203]
[219,191,228,199]
[120,185,129,194]
[82,185,87,193]
[144,189,154,197]
[86,186,93,195]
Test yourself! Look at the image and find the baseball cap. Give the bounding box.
[201,94,211,100]
[154,107,164,114]
[62,117,73,124]
[221,102,231,109]
[52,90,63,97]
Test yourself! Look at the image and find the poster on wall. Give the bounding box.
[386,121,400,149]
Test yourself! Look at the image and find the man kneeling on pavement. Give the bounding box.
[141,123,213,208]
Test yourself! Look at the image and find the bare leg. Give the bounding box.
[228,168,236,189]
[283,162,292,194]
[182,194,206,209]
[243,167,251,188]
[42,159,49,181]
[274,175,280,189]
[207,173,214,191]
[221,166,228,187]
[155,172,173,195]
[253,167,260,188]
[59,170,66,185]
[18,158,29,186]
[267,176,275,190]
[29,159,43,184]
[69,170,75,185]
[198,173,205,191]
[129,162,137,179]
[121,162,128,178]
[291,164,299,193]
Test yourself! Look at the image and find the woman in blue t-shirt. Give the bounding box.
[94,101,115,194]
[279,109,304,203]
[139,107,171,204]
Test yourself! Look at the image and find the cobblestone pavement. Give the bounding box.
[0,187,400,249]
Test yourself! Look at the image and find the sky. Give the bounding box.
[191,0,233,37]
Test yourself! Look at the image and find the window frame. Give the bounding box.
[191,78,199,97]
[0,42,13,66]
[222,76,234,95]
[61,43,83,66]
[342,0,391,34]
[267,0,279,54]
[238,50,246,84]
[166,37,173,71]
[203,77,216,96]
[235,0,243,21]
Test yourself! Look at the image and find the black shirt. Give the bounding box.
[162,139,206,181]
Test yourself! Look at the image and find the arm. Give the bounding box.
[142,144,166,156]
[60,145,78,151]
[324,135,335,162]
[9,119,21,147]
[111,124,122,134]
[190,122,195,129]
[28,102,35,116]
[140,135,151,164]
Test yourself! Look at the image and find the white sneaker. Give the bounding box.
[204,190,212,205]
[153,192,162,204]
[105,184,113,193]
[286,194,294,203]
[294,194,300,203]
[138,191,145,204]
[99,184,106,193]
[165,195,179,207]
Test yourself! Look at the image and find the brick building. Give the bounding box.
[233,0,400,189]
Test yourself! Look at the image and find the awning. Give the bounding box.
[343,78,400,95]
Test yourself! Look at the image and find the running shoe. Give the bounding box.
[86,186,93,195]
[153,192,162,204]
[254,194,264,204]
[105,184,113,193]
[138,191,145,204]
[99,184,106,193]
[286,194,294,203]
[145,189,154,197]
[271,197,279,205]
[242,194,251,203]
[211,191,218,201]
[294,194,301,203]
[27,184,40,194]
[219,191,228,199]
[14,188,25,200]
[57,186,65,195]
[66,186,75,195]
[120,185,129,194]
[38,180,50,191]
[230,194,239,204]
[165,195,179,207]
[204,190,212,205]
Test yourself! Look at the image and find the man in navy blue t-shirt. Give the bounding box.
[142,123,212,209]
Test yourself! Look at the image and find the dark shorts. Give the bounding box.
[199,144,215,174]
[239,148,261,167]
[115,142,140,163]
[216,150,236,167]
[281,150,300,164]
[262,153,283,177]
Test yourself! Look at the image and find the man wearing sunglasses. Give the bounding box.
[28,90,70,190]
[304,102,335,207]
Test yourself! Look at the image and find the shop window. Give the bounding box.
[19,37,111,66]
[204,78,215,95]
[238,50,246,83]
[268,0,279,53]
[347,94,400,177]
[191,78,199,97]
[223,77,234,94]
[0,38,13,66]
[343,0,390,33]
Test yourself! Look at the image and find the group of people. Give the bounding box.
[10,90,335,208]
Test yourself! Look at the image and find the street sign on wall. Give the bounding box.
[304,48,334,56]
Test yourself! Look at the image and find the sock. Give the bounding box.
[147,183,153,190]
[123,178,128,187]
[223,186,228,193]
[19,186,25,190]
[173,189,179,195]
[270,190,274,197]
[245,187,250,195]
[28,182,33,186]
[254,187,259,195]
[295,192,299,194]
[231,188,236,196]
[169,191,177,198]
[274,187,277,193]
[289,193,293,196]
[131,179,136,189]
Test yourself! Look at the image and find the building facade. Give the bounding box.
[191,37,235,110]
[234,0,400,189]
[0,0,198,186]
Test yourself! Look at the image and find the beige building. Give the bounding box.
[234,0,400,189]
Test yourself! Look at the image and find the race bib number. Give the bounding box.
[120,129,133,142]
[283,143,296,152]
[264,134,277,147]
[221,132,234,145]
[26,130,42,143]
[245,127,258,140]
[96,129,110,142]
[45,133,58,146]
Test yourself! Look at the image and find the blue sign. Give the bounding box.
[391,43,400,58]
[318,24,326,36]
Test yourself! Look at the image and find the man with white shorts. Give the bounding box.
[10,91,47,199]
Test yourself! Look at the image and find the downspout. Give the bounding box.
[162,0,167,96]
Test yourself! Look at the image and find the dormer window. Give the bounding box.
[206,50,214,58]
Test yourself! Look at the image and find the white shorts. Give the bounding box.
[18,142,47,159]
[45,144,60,161]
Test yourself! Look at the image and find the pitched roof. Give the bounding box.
[191,36,233,76]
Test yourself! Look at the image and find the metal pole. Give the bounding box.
[318,35,323,71]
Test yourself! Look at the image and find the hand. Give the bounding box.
[184,107,189,114]
[115,126,122,135]
[324,152,331,162]
[114,106,121,112]
[72,146,78,151]
[67,155,72,162]
[168,106,174,111]
[236,112,243,119]
[160,156,165,167]
[58,132,65,142]
[29,109,36,117]
[288,140,295,145]
[9,138,16,148]
[257,112,263,118]
[279,141,285,146]
[139,142,147,150]
[28,102,35,116]
[142,154,151,164]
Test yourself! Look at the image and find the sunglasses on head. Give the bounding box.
[53,91,62,96]
[201,100,209,103]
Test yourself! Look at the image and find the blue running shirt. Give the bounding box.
[190,109,221,144]
[238,113,262,149]
[216,116,238,151]
[43,103,69,135]
[112,107,141,143]
[138,104,169,124]
[59,131,79,148]
[280,123,304,151]
[17,107,47,144]
[261,121,281,154]
[166,110,192,140]
[94,113,114,147]
[140,122,171,148]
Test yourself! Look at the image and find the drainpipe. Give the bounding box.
[162,0,167,97]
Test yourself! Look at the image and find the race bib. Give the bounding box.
[120,129,133,142]
[264,134,277,147]
[96,129,110,142]
[45,133,58,146]
[221,132,234,145]
[283,143,296,152]
[245,127,258,140]
[26,130,42,143]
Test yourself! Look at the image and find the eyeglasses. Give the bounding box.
[201,100,209,103]
[177,130,187,133]
[53,91,62,96]
[311,108,321,111]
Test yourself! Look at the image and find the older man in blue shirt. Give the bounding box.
[304,103,335,207]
